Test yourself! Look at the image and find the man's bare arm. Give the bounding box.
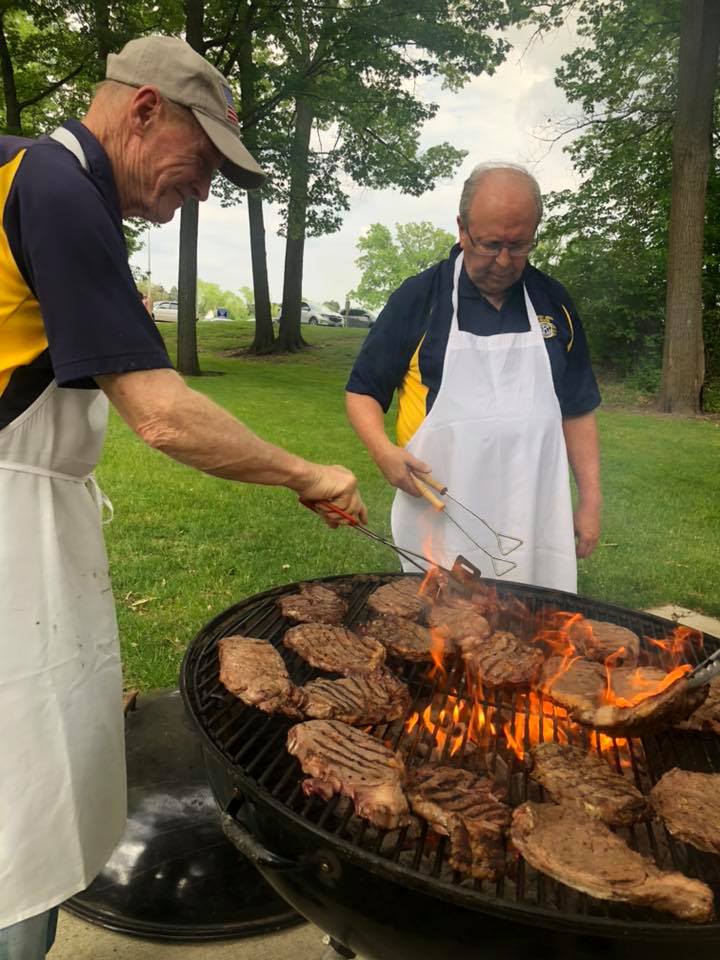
[98,368,367,524]
[562,411,602,558]
[345,391,430,496]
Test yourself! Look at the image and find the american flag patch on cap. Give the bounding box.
[222,85,238,126]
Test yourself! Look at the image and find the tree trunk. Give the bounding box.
[659,0,720,414]
[176,0,205,376]
[276,95,314,353]
[91,0,111,69]
[0,13,21,135]
[177,198,201,376]
[236,9,274,353]
[247,190,275,350]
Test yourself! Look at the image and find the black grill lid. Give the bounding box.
[63,689,303,942]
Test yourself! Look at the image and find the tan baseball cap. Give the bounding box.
[106,35,266,189]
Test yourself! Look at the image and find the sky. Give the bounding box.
[130,21,583,307]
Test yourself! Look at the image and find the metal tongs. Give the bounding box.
[409,472,523,578]
[684,646,720,690]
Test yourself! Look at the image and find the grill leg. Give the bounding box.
[321,934,356,959]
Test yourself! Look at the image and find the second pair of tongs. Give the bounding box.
[410,472,523,578]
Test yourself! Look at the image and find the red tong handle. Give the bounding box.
[299,498,359,526]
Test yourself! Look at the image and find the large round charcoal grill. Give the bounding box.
[181,574,720,960]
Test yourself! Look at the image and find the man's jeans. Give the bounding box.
[0,908,58,960]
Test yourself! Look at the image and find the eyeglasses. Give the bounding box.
[464,231,536,259]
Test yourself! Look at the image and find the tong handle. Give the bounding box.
[415,472,448,495]
[686,646,720,689]
[411,474,445,511]
[299,498,358,526]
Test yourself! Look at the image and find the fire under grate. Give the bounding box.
[182,573,720,932]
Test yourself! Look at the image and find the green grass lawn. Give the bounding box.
[98,321,720,690]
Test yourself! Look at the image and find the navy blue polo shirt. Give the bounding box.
[346,245,600,446]
[0,119,172,429]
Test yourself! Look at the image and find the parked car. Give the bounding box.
[301,300,342,326]
[341,307,376,329]
[153,300,178,323]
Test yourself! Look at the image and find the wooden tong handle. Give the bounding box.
[411,474,445,511]
[419,473,448,495]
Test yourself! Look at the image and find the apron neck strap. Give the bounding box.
[49,126,89,172]
[450,250,464,333]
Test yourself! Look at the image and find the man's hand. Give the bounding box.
[294,464,368,527]
[373,444,432,496]
[574,499,601,558]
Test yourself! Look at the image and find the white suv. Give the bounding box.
[300,300,341,326]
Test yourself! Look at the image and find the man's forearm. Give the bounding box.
[345,391,395,461]
[563,411,601,505]
[98,369,316,490]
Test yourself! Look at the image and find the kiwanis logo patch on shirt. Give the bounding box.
[537,316,558,339]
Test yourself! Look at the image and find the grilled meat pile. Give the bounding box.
[283,623,386,674]
[300,671,411,725]
[278,583,348,624]
[511,801,715,923]
[287,719,410,830]
[428,603,492,645]
[567,619,640,666]
[463,630,545,689]
[366,577,430,620]
[361,616,435,661]
[529,742,650,826]
[406,765,509,879]
[218,636,304,717]
[650,769,720,854]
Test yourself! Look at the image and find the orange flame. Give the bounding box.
[604,663,691,708]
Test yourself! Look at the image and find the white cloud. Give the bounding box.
[131,22,582,304]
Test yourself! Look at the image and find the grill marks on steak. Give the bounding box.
[511,801,715,923]
[406,765,510,879]
[463,631,545,689]
[540,657,708,734]
[650,768,720,855]
[361,616,435,661]
[278,584,348,624]
[299,670,411,725]
[428,603,491,646]
[530,742,650,826]
[283,623,385,675]
[568,619,640,666]
[366,577,428,620]
[218,636,303,717]
[287,719,410,829]
[675,676,720,735]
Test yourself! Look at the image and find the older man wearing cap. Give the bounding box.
[0,35,365,957]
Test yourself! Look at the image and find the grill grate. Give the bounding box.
[182,574,720,930]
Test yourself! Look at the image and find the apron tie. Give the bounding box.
[0,460,114,524]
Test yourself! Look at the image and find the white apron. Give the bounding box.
[0,128,125,927]
[391,252,577,592]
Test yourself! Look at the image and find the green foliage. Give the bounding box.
[523,0,720,392]
[196,279,249,321]
[353,220,456,309]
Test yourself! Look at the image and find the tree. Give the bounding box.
[353,221,456,309]
[659,0,720,413]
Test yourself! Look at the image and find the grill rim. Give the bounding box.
[180,572,720,940]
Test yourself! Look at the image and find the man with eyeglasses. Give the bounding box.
[346,162,601,592]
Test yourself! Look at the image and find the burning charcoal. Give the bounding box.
[367,577,429,620]
[278,583,348,624]
[511,801,715,923]
[283,623,385,675]
[567,619,640,666]
[529,742,650,826]
[650,769,720,854]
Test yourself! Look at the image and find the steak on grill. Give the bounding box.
[675,676,720,735]
[511,801,715,923]
[650,768,720,854]
[540,657,708,734]
[286,719,410,830]
[361,616,435,661]
[428,603,491,646]
[463,631,545,689]
[298,669,411,725]
[283,623,386,675]
[529,742,650,826]
[567,618,640,666]
[218,636,303,717]
[366,577,428,620]
[406,765,510,879]
[278,583,348,624]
